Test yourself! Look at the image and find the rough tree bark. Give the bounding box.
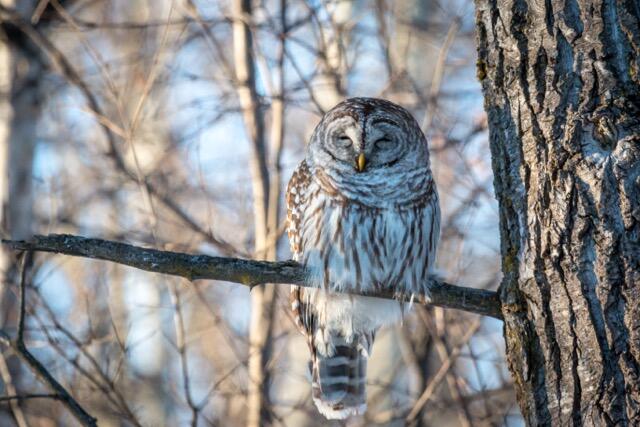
[475,0,640,425]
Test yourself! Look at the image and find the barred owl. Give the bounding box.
[286,97,440,419]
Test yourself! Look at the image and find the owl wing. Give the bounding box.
[285,160,317,343]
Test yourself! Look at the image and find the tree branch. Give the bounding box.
[0,393,62,403]
[0,252,98,427]
[2,234,503,319]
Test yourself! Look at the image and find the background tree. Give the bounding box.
[0,1,54,425]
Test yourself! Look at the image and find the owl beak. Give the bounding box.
[356,153,366,172]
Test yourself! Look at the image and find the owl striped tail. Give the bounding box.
[310,334,368,420]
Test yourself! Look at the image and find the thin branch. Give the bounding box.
[0,354,28,427]
[17,252,33,344]
[0,332,98,427]
[0,4,244,258]
[406,321,482,423]
[0,253,98,427]
[3,234,503,319]
[421,17,461,132]
[0,393,61,402]
[30,293,143,425]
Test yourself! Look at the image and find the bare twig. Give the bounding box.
[168,282,200,427]
[406,321,481,422]
[30,292,143,425]
[3,234,503,319]
[16,252,33,344]
[0,331,98,427]
[0,355,28,427]
[429,312,475,427]
[421,17,461,131]
[0,3,244,258]
[0,393,61,402]
[0,252,98,427]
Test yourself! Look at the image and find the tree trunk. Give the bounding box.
[0,0,39,302]
[0,1,40,425]
[474,0,640,425]
[231,1,277,425]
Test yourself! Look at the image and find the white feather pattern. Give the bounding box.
[286,98,441,420]
[313,400,367,420]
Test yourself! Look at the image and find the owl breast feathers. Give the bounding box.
[286,97,440,420]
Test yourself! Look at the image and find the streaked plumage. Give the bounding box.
[286,97,440,419]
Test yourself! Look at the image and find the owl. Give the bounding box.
[286,97,440,420]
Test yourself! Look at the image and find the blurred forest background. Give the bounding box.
[0,0,518,425]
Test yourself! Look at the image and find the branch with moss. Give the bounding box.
[2,234,503,319]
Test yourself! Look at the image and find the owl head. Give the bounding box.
[307,97,429,175]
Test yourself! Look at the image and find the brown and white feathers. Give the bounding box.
[286,97,440,419]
